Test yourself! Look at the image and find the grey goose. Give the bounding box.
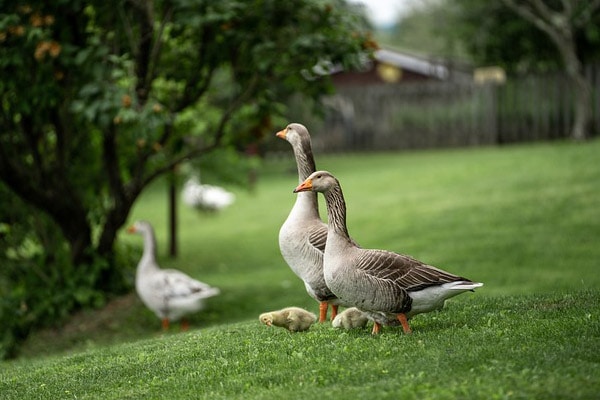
[276,123,344,322]
[294,171,483,334]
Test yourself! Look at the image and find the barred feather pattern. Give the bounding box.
[323,183,351,239]
[311,171,481,319]
[294,133,317,183]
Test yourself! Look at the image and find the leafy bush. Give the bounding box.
[0,184,134,359]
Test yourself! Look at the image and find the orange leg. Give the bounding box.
[371,321,381,335]
[161,318,170,331]
[397,313,412,334]
[318,301,328,323]
[180,318,190,331]
[330,304,339,321]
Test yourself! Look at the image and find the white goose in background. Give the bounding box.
[276,123,347,322]
[182,175,235,212]
[127,220,220,330]
[294,171,483,335]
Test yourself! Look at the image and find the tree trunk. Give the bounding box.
[34,179,94,267]
[0,161,93,267]
[552,29,591,141]
[56,207,93,267]
[96,206,132,292]
[567,67,591,141]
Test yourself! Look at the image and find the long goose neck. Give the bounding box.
[140,227,158,265]
[293,140,319,212]
[293,139,317,182]
[324,183,351,239]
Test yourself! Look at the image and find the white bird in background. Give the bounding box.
[127,220,220,331]
[182,175,235,212]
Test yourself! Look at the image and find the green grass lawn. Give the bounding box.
[2,138,600,399]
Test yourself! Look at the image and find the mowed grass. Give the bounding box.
[2,139,600,399]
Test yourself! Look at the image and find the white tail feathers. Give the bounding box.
[195,287,221,299]
[446,281,484,291]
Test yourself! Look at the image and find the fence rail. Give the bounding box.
[294,64,600,153]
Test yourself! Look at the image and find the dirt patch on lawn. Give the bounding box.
[18,293,156,359]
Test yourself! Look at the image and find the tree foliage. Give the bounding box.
[387,0,600,139]
[385,0,600,72]
[452,0,600,72]
[0,0,374,358]
[498,0,600,140]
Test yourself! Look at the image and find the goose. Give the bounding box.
[332,307,369,330]
[294,171,483,335]
[276,123,345,322]
[182,176,235,212]
[259,307,317,332]
[127,220,220,330]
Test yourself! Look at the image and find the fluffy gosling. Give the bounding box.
[332,307,369,330]
[259,307,317,332]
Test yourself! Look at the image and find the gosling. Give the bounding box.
[332,307,369,330]
[259,307,317,332]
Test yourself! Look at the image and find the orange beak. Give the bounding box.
[275,128,286,139]
[126,225,136,233]
[294,178,313,193]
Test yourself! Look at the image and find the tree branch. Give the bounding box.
[558,0,572,18]
[502,0,554,37]
[129,0,154,105]
[103,123,127,207]
[141,73,262,186]
[502,0,576,60]
[530,0,557,23]
[174,25,218,112]
[147,5,174,90]
[118,4,137,66]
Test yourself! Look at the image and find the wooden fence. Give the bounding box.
[287,64,600,153]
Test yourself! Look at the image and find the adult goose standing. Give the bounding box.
[276,123,343,322]
[127,220,220,330]
[294,171,483,334]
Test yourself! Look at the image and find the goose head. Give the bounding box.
[275,123,310,148]
[294,170,338,194]
[126,220,153,235]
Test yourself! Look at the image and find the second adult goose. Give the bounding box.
[276,123,342,322]
[294,171,483,335]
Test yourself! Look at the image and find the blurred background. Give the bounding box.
[1,0,598,359]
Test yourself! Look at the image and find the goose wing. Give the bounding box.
[161,270,220,299]
[355,249,468,291]
[307,223,328,253]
